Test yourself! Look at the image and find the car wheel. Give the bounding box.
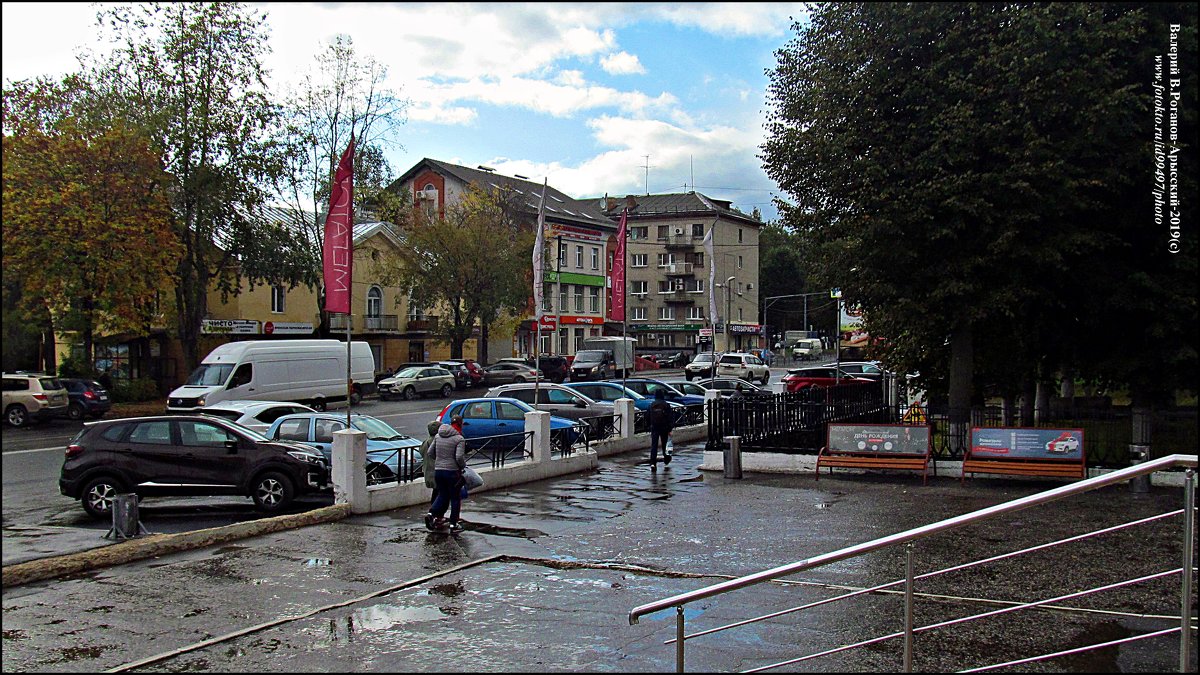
[403,386,417,401]
[312,398,327,412]
[761,374,771,386]
[440,384,452,398]
[81,475,127,519]
[349,387,362,406]
[67,402,86,421]
[5,404,29,428]
[514,376,525,383]
[365,462,395,486]
[251,471,294,513]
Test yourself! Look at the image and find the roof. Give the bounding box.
[589,192,762,226]
[393,159,618,232]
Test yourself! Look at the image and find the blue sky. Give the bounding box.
[2,2,808,221]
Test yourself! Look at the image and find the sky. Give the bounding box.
[1,2,809,222]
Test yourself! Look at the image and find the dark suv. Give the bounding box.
[527,356,570,383]
[60,378,112,421]
[59,415,328,519]
[437,361,475,389]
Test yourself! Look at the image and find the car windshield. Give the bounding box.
[394,367,423,378]
[645,382,682,397]
[573,350,606,363]
[693,354,716,363]
[185,363,234,386]
[39,377,63,390]
[352,416,412,441]
[199,410,242,422]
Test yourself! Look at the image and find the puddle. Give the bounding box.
[342,603,444,633]
[59,645,111,661]
[645,606,706,622]
[303,558,331,567]
[816,502,834,509]
[455,522,547,539]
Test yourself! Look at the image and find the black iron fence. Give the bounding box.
[706,381,890,453]
[364,446,424,486]
[464,431,534,468]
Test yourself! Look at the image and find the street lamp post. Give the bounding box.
[716,275,736,352]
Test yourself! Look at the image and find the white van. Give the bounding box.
[167,340,376,413]
[791,338,824,361]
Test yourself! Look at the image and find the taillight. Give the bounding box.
[529,371,538,377]
[437,404,451,418]
[83,390,98,400]
[65,444,85,459]
[32,393,48,402]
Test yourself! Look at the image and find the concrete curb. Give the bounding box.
[1,503,351,589]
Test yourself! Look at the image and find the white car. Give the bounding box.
[715,352,771,385]
[193,400,316,434]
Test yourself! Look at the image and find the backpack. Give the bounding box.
[648,400,670,427]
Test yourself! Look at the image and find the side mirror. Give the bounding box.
[575,400,587,408]
[224,439,239,454]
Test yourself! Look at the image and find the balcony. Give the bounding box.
[406,316,439,332]
[665,232,697,248]
[329,314,353,331]
[363,314,399,333]
[664,262,694,276]
[661,290,697,304]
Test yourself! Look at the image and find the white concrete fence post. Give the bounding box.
[332,428,368,514]
[614,397,636,438]
[526,410,552,463]
[704,388,721,423]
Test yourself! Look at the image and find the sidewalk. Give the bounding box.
[2,443,1193,673]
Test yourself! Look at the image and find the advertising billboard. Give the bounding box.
[970,428,1085,461]
[828,424,931,455]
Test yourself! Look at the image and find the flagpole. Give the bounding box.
[534,179,548,411]
[621,207,628,393]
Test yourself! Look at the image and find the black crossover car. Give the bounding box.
[59,377,113,420]
[60,415,328,519]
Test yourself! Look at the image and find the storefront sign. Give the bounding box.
[201,319,260,335]
[699,328,714,337]
[559,315,601,325]
[545,271,605,286]
[263,321,314,335]
[828,424,931,455]
[628,323,703,332]
[971,428,1084,461]
[538,316,557,331]
[728,323,763,335]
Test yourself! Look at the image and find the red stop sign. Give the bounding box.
[264,321,274,335]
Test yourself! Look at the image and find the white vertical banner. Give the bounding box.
[532,179,548,322]
[703,225,717,323]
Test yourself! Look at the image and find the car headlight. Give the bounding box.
[196,397,206,407]
[288,451,323,464]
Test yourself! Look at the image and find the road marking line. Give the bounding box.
[3,446,64,456]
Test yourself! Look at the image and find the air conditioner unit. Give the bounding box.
[747,283,754,290]
[673,227,684,236]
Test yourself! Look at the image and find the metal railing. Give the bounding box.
[463,431,534,469]
[363,446,423,486]
[629,454,1197,673]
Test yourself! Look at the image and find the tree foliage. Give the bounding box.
[91,2,312,371]
[2,74,180,369]
[762,3,1196,416]
[387,185,533,358]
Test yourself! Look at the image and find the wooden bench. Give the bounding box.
[816,448,930,484]
[960,456,1085,482]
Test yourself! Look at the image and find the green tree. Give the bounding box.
[3,74,180,371]
[388,185,533,358]
[92,2,312,372]
[761,4,1193,446]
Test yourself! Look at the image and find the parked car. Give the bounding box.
[616,378,706,406]
[829,361,887,381]
[634,355,661,371]
[59,378,112,421]
[266,413,423,484]
[437,361,476,390]
[656,352,689,368]
[662,380,710,397]
[3,372,69,427]
[693,377,769,398]
[193,400,316,434]
[484,382,613,422]
[60,415,328,519]
[378,366,457,401]
[528,356,570,383]
[483,362,544,386]
[462,359,485,387]
[684,352,722,380]
[564,381,684,413]
[716,352,771,385]
[435,397,581,450]
[781,365,871,392]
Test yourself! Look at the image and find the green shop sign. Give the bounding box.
[545,271,605,287]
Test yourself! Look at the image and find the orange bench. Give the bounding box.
[816,448,930,484]
[960,455,1085,482]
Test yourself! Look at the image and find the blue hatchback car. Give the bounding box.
[266,413,423,485]
[436,397,581,450]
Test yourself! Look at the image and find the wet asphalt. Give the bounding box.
[1,443,1195,673]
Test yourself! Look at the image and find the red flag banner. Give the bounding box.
[608,208,627,322]
[322,138,355,315]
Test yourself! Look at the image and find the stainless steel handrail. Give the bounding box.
[628,453,1197,672]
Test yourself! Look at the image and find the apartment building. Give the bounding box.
[599,193,763,354]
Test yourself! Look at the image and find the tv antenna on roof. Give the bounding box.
[641,155,653,195]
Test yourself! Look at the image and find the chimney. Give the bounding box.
[625,195,638,210]
[605,197,619,212]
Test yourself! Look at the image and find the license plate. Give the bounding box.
[98,395,109,401]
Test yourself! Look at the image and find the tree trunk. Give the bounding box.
[1020,376,1036,426]
[479,321,490,363]
[947,317,974,456]
[1034,379,1051,424]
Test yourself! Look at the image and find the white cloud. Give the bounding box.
[600,51,645,75]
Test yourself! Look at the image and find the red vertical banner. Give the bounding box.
[608,208,627,322]
[322,138,355,315]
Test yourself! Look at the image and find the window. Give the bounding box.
[631,253,647,268]
[738,228,744,243]
[464,401,492,419]
[657,225,669,240]
[659,307,675,320]
[574,287,584,312]
[630,307,647,321]
[271,285,286,313]
[229,363,252,388]
[591,247,599,270]
[129,421,172,444]
[694,252,705,267]
[315,419,347,443]
[179,421,236,448]
[658,280,673,293]
[692,223,705,237]
[574,331,584,352]
[738,255,743,269]
[559,286,568,312]
[687,307,704,320]
[366,286,383,318]
[507,389,535,404]
[575,245,583,268]
[630,226,648,240]
[559,332,568,354]
[738,307,744,320]
[558,241,566,267]
[631,280,648,295]
[589,287,600,313]
[692,280,706,293]
[657,253,674,267]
